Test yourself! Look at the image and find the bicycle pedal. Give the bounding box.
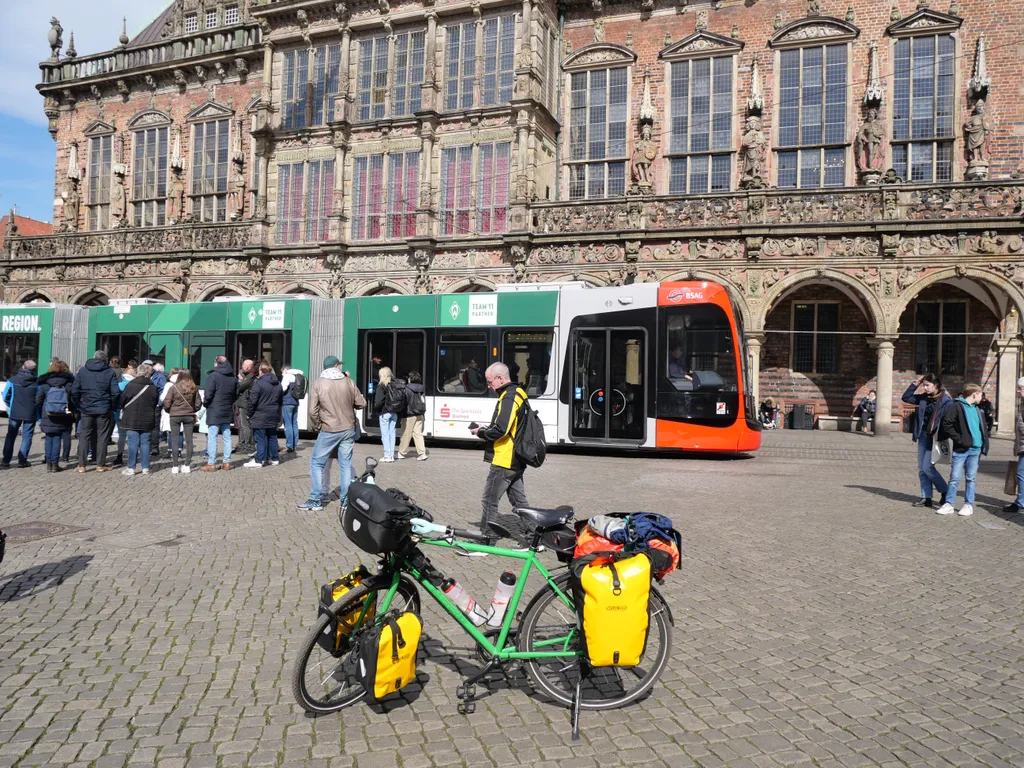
[457,700,476,715]
[456,683,477,700]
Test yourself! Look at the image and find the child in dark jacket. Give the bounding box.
[935,383,988,518]
[35,361,75,472]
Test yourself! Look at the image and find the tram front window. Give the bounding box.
[660,305,739,424]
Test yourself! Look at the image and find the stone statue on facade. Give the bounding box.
[110,167,127,227]
[855,108,885,182]
[168,167,186,224]
[630,123,657,192]
[229,157,246,220]
[48,17,63,60]
[61,178,80,232]
[964,100,993,180]
[740,116,766,189]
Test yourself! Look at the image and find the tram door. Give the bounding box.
[185,333,226,388]
[233,332,288,377]
[97,333,148,367]
[569,329,646,442]
[363,330,426,428]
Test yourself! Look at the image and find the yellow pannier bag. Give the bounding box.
[316,566,377,655]
[571,552,651,667]
[357,612,422,699]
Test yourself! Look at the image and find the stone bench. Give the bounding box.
[815,415,904,432]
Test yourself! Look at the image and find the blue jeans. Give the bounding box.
[917,437,948,500]
[255,428,279,464]
[126,430,151,470]
[309,429,355,503]
[207,423,232,465]
[3,419,35,465]
[44,433,68,463]
[1016,454,1024,507]
[945,447,982,506]
[282,405,299,450]
[379,412,398,458]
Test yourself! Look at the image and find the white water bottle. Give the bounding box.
[486,571,518,628]
[442,579,487,626]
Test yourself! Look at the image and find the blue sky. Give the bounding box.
[0,0,168,223]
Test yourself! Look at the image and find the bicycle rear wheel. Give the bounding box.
[291,574,420,714]
[517,572,671,710]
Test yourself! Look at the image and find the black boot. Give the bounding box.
[46,462,53,473]
[52,462,63,473]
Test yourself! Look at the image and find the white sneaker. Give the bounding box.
[935,503,956,515]
[121,468,136,476]
[396,453,407,460]
[171,465,180,474]
[181,465,191,474]
[381,456,394,463]
[270,460,280,466]
[417,454,429,461]
[957,504,974,517]
[244,459,262,469]
[141,468,150,475]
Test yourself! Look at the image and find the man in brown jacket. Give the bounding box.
[297,356,366,512]
[1004,376,1024,513]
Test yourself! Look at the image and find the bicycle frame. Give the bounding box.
[375,538,579,661]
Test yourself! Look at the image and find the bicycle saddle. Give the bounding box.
[515,506,574,530]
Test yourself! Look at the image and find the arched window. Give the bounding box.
[140,288,176,300]
[76,291,109,306]
[202,288,242,302]
[18,292,53,304]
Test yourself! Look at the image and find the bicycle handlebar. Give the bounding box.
[410,517,491,543]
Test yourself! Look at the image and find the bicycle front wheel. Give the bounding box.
[518,571,671,710]
[291,574,420,714]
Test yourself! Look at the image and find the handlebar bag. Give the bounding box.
[316,565,377,655]
[357,611,422,700]
[570,551,651,668]
[343,482,414,554]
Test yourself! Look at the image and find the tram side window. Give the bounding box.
[665,306,737,392]
[437,332,488,394]
[502,330,554,395]
[98,334,146,368]
[235,332,288,374]
[1,334,40,380]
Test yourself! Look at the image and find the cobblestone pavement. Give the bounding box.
[2,427,1023,768]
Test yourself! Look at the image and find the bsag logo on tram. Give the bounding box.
[667,288,704,303]
[1,315,40,332]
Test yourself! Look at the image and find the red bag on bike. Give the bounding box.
[574,526,679,579]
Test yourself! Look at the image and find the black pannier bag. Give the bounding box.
[342,482,415,555]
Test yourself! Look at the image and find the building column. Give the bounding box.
[745,333,764,407]
[996,338,1021,437]
[869,337,895,436]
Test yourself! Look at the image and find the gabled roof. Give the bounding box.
[0,214,53,252]
[129,2,175,48]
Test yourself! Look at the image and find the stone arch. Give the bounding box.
[135,284,177,300]
[662,269,752,332]
[448,277,496,293]
[550,273,609,287]
[196,283,247,301]
[357,280,408,297]
[14,290,55,303]
[70,287,110,306]
[757,269,885,334]
[889,266,1024,336]
[276,281,326,297]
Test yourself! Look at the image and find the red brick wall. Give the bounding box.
[53,80,262,230]
[563,0,1024,186]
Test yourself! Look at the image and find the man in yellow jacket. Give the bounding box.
[470,362,529,551]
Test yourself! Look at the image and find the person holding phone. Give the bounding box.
[901,373,952,509]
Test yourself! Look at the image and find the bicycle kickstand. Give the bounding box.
[456,657,500,715]
[571,669,583,741]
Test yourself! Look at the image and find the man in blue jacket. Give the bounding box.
[2,360,39,468]
[901,373,953,508]
[71,351,121,472]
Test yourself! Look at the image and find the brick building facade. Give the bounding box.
[3,0,1024,433]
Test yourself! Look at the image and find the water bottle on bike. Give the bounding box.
[486,572,517,628]
[441,578,488,626]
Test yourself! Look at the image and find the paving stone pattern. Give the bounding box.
[1,429,1023,768]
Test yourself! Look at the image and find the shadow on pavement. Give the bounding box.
[0,555,93,603]
[845,485,1020,519]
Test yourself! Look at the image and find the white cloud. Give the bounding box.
[0,0,170,125]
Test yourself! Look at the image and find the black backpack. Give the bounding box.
[513,395,547,468]
[405,388,426,417]
[291,373,308,400]
[384,381,407,414]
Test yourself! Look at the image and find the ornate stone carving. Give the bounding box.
[969,231,1023,254]
[763,238,817,258]
[745,236,763,261]
[747,56,764,114]
[762,267,789,291]
[830,236,877,259]
[643,241,683,261]
[533,245,575,265]
[110,166,127,227]
[864,42,883,105]
[881,233,901,259]
[907,186,1021,219]
[48,17,63,60]
[897,266,922,294]
[168,168,186,224]
[963,100,992,180]
[581,243,622,263]
[229,158,246,221]
[248,255,268,295]
[968,34,990,100]
[235,58,249,83]
[696,239,743,260]
[173,69,187,91]
[630,72,657,194]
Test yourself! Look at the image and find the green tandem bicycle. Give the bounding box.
[291,458,674,734]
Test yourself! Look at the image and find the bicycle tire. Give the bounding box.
[291,575,420,714]
[517,571,671,710]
